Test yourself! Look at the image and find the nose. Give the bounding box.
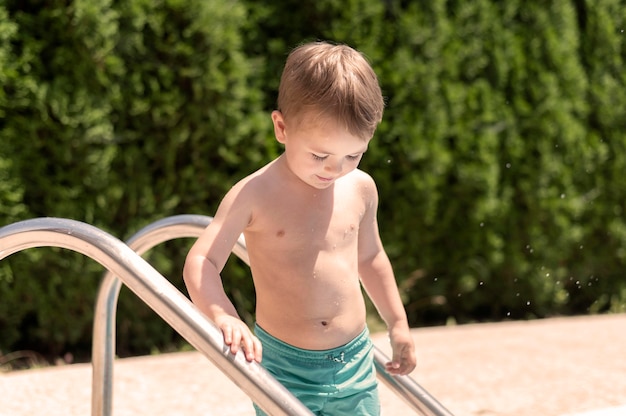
[324,158,343,174]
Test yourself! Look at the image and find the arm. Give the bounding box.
[183,181,262,362]
[357,176,416,375]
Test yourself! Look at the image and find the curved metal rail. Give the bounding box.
[91,215,248,415]
[94,214,453,416]
[0,218,313,416]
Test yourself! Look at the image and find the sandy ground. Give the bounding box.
[1,313,625,416]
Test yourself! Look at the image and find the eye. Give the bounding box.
[346,154,362,161]
[312,153,328,161]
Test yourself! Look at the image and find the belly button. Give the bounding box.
[321,321,328,326]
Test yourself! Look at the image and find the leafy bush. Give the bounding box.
[0,0,265,359]
[1,0,625,361]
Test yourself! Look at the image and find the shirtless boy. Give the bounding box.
[183,41,416,415]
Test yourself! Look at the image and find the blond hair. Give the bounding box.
[277,41,384,139]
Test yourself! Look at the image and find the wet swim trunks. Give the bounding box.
[253,324,380,416]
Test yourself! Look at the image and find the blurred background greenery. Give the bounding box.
[1,0,625,364]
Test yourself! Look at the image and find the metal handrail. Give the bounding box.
[0,218,313,416]
[91,215,248,415]
[94,214,453,416]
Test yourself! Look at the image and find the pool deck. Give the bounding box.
[1,313,625,416]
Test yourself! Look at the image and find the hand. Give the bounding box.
[385,326,416,375]
[215,315,263,362]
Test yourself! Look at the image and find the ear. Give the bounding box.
[271,110,287,144]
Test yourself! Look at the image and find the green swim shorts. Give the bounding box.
[253,324,380,416]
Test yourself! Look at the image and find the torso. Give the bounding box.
[241,158,371,349]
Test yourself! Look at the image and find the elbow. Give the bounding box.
[182,257,192,283]
[183,254,219,285]
[182,254,203,285]
[359,249,385,270]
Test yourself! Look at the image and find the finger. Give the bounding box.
[229,327,241,354]
[242,334,256,362]
[391,351,403,370]
[395,356,416,375]
[222,325,233,345]
[387,360,400,370]
[242,334,263,362]
[396,362,410,375]
[253,336,263,362]
[385,361,400,374]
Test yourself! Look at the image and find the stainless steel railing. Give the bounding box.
[0,218,313,416]
[91,215,249,415]
[93,215,453,416]
[0,216,453,415]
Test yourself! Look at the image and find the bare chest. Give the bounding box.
[246,186,366,252]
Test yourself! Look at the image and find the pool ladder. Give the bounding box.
[0,216,453,416]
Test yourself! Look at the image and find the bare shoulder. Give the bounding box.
[220,160,285,225]
[209,163,278,229]
[185,165,277,264]
[351,168,377,186]
[224,161,276,202]
[346,169,379,201]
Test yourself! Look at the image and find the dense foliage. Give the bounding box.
[1,0,625,362]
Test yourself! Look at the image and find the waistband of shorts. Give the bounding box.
[254,323,370,362]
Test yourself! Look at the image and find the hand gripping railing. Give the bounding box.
[0,218,313,416]
[94,214,453,416]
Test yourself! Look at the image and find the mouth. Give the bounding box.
[316,175,334,183]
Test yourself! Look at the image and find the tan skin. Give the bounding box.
[183,110,416,375]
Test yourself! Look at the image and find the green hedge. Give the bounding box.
[1,0,625,362]
[0,0,267,359]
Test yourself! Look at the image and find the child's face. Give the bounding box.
[272,110,370,190]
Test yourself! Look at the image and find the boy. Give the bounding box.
[183,41,416,415]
